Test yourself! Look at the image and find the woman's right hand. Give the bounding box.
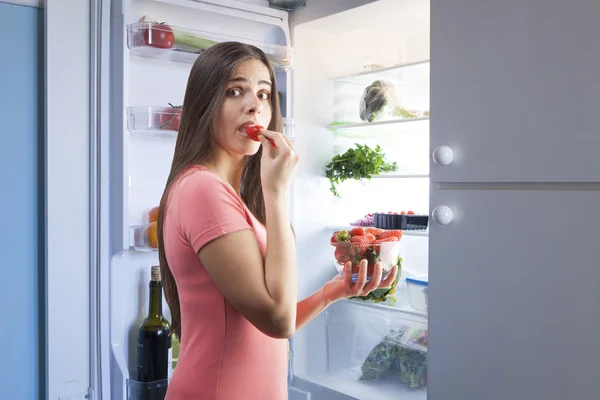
[258,129,299,196]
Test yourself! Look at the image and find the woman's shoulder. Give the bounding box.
[175,166,234,195]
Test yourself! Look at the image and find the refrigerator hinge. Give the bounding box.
[268,0,306,11]
[58,388,94,400]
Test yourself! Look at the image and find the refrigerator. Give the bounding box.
[44,0,600,399]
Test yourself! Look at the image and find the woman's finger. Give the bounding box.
[258,129,289,153]
[362,262,383,293]
[379,265,398,288]
[353,259,368,291]
[259,135,273,159]
[343,261,353,287]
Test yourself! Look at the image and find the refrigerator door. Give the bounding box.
[428,189,600,399]
[430,0,600,183]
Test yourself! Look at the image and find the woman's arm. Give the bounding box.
[199,129,299,339]
[295,261,399,331]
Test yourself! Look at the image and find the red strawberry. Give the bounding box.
[407,210,415,215]
[350,235,374,255]
[375,236,399,243]
[245,125,264,141]
[330,230,351,243]
[350,227,365,237]
[373,236,399,252]
[378,230,403,240]
[365,227,383,238]
[334,245,351,265]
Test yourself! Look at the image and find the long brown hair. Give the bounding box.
[157,42,283,339]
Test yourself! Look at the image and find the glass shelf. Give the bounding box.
[126,22,293,70]
[328,117,429,139]
[127,106,181,135]
[331,60,430,86]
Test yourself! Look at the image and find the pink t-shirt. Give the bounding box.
[163,165,288,400]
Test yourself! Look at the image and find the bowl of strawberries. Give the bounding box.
[330,227,402,282]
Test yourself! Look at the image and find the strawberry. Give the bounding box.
[350,227,365,237]
[334,246,351,265]
[373,236,399,252]
[350,234,374,256]
[365,227,383,238]
[330,230,351,243]
[378,230,403,240]
[245,125,264,141]
[365,233,376,242]
[375,236,399,243]
[407,210,415,215]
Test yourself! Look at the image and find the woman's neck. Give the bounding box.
[202,151,245,194]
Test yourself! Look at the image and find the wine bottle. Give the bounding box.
[137,265,172,388]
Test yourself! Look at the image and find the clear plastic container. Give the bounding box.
[127,22,293,69]
[406,276,428,312]
[127,106,181,134]
[325,300,428,396]
[130,224,158,251]
[331,240,401,282]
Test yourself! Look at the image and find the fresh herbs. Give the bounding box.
[325,143,398,197]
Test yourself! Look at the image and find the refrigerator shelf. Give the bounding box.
[126,22,293,70]
[318,300,427,399]
[127,106,181,135]
[341,298,428,323]
[295,372,426,400]
[328,117,429,139]
[130,224,158,251]
[330,59,430,86]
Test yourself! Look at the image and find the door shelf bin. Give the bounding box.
[130,224,158,251]
[127,378,169,400]
[325,300,428,394]
[126,22,293,70]
[127,106,181,134]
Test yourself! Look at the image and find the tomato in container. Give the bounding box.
[141,22,175,49]
[158,104,182,131]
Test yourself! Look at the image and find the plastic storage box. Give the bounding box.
[372,213,429,230]
[406,276,428,312]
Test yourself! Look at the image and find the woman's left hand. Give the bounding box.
[322,260,399,303]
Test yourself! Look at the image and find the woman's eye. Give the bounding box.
[227,88,242,97]
[258,92,270,100]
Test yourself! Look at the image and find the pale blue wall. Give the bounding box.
[0,2,44,399]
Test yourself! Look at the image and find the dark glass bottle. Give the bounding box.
[136,265,172,392]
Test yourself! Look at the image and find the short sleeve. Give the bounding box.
[174,170,252,254]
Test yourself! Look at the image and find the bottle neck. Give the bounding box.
[148,281,163,318]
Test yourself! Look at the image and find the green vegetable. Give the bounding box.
[350,257,402,303]
[172,29,218,51]
[359,328,428,388]
[325,144,398,197]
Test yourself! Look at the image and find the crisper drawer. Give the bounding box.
[325,300,428,399]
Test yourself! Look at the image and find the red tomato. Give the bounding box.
[159,104,182,131]
[142,23,175,49]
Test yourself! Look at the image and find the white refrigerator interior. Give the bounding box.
[103,1,431,399]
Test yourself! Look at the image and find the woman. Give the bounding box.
[157,41,398,400]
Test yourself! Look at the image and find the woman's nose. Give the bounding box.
[246,95,262,115]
